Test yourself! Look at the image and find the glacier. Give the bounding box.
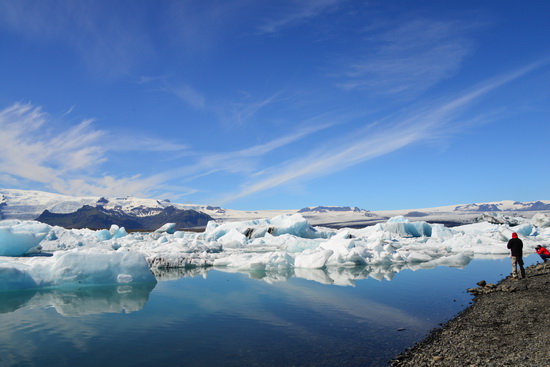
[0,213,549,291]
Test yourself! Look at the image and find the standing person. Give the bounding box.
[535,245,550,262]
[507,232,525,279]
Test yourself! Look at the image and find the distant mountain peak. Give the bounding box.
[298,206,368,213]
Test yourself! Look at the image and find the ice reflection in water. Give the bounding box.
[0,283,156,316]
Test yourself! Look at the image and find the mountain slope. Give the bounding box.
[36,205,213,230]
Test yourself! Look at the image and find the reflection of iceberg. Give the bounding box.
[215,256,473,286]
[151,267,209,281]
[0,290,35,314]
[0,283,155,316]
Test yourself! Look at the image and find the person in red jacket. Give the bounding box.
[535,245,550,262]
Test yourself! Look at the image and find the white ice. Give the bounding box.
[0,213,549,291]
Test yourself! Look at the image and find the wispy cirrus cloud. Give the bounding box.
[218,62,543,204]
[171,84,207,110]
[0,102,189,198]
[258,0,345,34]
[216,90,284,127]
[0,103,106,190]
[337,17,484,97]
[0,100,341,199]
[159,114,347,182]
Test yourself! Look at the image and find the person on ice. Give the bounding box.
[507,232,525,279]
[535,245,550,262]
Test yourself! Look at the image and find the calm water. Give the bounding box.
[0,255,540,367]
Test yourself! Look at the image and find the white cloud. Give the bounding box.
[0,102,188,198]
[0,103,104,190]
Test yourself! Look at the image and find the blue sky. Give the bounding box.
[0,0,549,211]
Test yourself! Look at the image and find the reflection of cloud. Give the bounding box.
[273,280,427,330]
[161,267,431,342]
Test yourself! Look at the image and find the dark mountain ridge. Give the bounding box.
[36,205,213,231]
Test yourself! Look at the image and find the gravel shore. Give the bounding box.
[390,261,550,367]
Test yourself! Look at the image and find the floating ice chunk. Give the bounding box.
[213,251,293,271]
[0,250,156,291]
[218,228,247,248]
[0,220,51,256]
[405,251,433,262]
[532,212,550,228]
[387,216,407,223]
[117,274,133,283]
[110,225,128,239]
[95,229,112,241]
[294,249,334,268]
[378,216,432,237]
[203,214,331,242]
[155,223,176,234]
[431,224,455,239]
[513,223,535,236]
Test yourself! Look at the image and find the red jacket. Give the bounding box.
[536,246,550,256]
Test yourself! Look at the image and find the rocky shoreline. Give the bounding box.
[390,262,550,366]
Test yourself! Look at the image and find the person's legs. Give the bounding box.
[518,257,525,278]
[540,254,550,262]
[511,256,518,278]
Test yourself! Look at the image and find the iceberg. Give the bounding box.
[0,220,51,256]
[0,250,156,291]
[0,212,548,291]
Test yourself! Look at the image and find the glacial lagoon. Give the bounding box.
[0,255,539,367]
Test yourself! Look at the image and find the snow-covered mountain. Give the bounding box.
[454,200,550,212]
[1,188,549,228]
[0,189,219,220]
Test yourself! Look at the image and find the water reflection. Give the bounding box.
[0,283,155,316]
[210,256,473,286]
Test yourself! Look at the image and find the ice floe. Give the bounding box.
[0,214,549,290]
